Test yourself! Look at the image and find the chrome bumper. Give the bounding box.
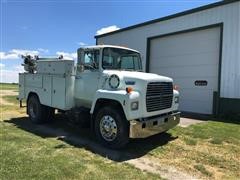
[129,112,180,138]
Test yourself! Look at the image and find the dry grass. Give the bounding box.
[146,122,240,179]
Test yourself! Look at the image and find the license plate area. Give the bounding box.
[142,117,167,129]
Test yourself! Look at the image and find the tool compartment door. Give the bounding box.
[52,77,66,109]
[41,76,52,106]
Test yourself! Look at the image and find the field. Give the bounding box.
[0,83,240,179]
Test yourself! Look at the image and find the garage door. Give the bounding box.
[149,27,220,114]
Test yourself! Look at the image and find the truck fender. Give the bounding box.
[27,91,40,103]
[26,91,48,108]
[90,90,127,117]
[26,91,41,114]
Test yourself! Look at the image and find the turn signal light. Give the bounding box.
[126,87,133,93]
[174,85,179,91]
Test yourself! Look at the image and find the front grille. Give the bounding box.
[146,82,173,112]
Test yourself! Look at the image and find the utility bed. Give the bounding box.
[19,60,75,110]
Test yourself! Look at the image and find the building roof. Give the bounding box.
[95,0,239,39]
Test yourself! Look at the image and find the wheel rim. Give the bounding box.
[100,115,118,142]
[29,101,37,119]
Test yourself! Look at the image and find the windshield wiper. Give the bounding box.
[117,69,134,71]
[119,69,143,72]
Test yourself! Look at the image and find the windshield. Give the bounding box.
[102,47,142,71]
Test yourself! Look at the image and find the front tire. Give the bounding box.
[27,95,54,124]
[94,106,129,149]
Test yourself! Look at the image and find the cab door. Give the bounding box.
[75,49,100,107]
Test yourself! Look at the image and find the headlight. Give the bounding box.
[174,97,179,103]
[109,74,120,89]
[131,101,139,111]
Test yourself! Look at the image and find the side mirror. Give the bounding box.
[77,64,85,72]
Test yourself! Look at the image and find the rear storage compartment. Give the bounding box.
[18,60,75,110]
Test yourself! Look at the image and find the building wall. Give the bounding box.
[97,2,240,100]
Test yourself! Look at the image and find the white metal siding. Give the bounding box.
[150,27,220,114]
[97,2,240,99]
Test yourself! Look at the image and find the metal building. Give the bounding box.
[95,0,240,115]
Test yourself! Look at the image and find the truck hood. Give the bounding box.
[103,70,173,82]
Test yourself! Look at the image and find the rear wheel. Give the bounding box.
[94,106,129,149]
[27,95,54,124]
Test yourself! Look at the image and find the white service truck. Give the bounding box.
[18,45,180,148]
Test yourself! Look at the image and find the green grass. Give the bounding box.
[2,95,18,104]
[174,121,240,144]
[1,95,23,112]
[0,122,160,179]
[183,137,197,145]
[0,83,18,90]
[209,138,222,144]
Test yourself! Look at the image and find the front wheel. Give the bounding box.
[94,106,129,149]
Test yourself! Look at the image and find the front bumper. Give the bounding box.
[129,112,180,138]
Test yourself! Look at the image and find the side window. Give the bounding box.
[83,50,99,69]
[133,56,140,70]
[102,48,116,69]
[103,55,114,68]
[84,53,92,64]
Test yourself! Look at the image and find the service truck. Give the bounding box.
[18,45,180,148]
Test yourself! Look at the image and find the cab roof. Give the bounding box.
[78,45,140,53]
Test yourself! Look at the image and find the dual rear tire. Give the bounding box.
[27,95,54,124]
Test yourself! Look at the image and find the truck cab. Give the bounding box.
[19,45,180,149]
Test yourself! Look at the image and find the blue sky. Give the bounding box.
[1,0,219,82]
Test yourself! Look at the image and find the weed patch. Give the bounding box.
[183,137,197,145]
[194,164,212,176]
